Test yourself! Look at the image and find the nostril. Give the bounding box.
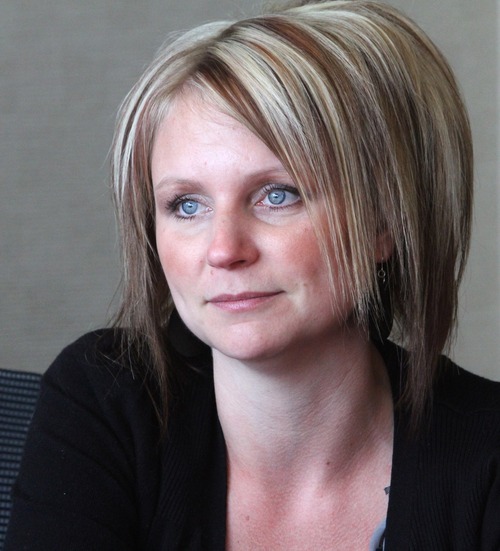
[206,221,258,269]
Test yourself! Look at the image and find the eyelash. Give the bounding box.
[164,183,301,220]
[164,194,202,221]
[259,183,301,209]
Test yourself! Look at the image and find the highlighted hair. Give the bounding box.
[112,1,472,428]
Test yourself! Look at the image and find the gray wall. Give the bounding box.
[1,0,498,378]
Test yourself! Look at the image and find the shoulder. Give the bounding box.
[428,360,500,464]
[383,340,500,458]
[45,329,148,393]
[435,359,500,414]
[42,329,215,434]
[7,330,164,549]
[39,329,160,438]
[386,349,500,548]
[47,328,132,380]
[428,360,500,465]
[380,339,500,416]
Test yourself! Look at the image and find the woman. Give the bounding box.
[6,1,500,549]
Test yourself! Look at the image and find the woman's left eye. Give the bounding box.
[260,186,301,208]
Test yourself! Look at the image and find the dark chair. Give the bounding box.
[0,369,41,549]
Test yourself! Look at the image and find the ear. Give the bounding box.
[374,230,394,263]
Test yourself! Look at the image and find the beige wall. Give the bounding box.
[1,0,498,378]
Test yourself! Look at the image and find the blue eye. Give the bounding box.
[180,200,198,215]
[267,190,287,205]
[261,185,300,208]
[165,194,207,220]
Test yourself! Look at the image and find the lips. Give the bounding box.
[207,291,282,312]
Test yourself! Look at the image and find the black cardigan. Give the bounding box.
[5,330,500,550]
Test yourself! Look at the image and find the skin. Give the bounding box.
[153,95,354,366]
[152,93,394,549]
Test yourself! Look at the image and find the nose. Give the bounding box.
[206,212,259,269]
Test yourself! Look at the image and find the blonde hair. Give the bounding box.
[111,0,473,427]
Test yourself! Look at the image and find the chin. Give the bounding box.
[210,333,302,366]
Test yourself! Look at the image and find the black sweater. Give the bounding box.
[5,331,500,550]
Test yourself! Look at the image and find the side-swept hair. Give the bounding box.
[111,0,472,429]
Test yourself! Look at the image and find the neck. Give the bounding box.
[212,330,394,489]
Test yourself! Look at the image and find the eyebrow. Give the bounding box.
[154,177,202,192]
[153,166,291,192]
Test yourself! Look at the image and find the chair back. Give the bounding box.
[0,369,41,549]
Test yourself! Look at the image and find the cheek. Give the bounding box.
[286,226,326,275]
[158,247,190,285]
[156,230,206,300]
[288,225,346,306]
[156,229,189,284]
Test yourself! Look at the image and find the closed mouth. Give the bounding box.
[207,291,282,311]
[208,291,280,303]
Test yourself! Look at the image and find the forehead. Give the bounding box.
[151,92,289,187]
[159,92,249,144]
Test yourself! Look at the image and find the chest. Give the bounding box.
[225,474,390,550]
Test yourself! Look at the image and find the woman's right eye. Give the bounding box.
[179,199,199,216]
[165,194,206,219]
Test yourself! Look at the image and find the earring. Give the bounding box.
[377,265,387,285]
[368,261,393,342]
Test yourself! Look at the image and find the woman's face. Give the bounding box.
[152,94,354,364]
